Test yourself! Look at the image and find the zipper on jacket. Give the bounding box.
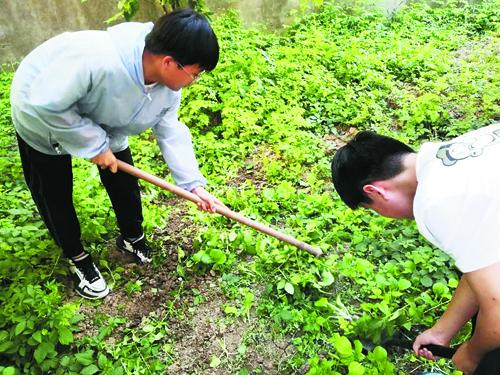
[52,143,62,155]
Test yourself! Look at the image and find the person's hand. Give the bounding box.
[413,328,451,360]
[91,149,118,173]
[191,186,224,213]
[452,342,480,375]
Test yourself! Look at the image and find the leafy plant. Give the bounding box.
[1,0,498,373]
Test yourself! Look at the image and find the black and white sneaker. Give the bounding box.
[116,234,152,264]
[68,253,110,299]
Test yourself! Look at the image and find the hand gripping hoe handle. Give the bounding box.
[421,344,457,359]
[116,160,323,257]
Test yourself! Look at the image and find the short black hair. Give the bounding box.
[145,9,219,71]
[331,131,414,209]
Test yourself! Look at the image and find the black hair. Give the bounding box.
[145,9,219,71]
[331,131,414,209]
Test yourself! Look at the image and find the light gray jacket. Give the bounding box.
[10,22,206,191]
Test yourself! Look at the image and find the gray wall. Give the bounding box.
[0,0,405,65]
[0,0,162,65]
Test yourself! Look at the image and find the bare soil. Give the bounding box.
[68,198,301,374]
[166,280,300,375]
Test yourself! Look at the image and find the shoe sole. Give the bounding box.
[74,286,110,300]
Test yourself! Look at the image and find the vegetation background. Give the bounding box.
[0,0,498,374]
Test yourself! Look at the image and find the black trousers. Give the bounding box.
[16,134,143,258]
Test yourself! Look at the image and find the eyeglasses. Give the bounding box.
[176,62,203,83]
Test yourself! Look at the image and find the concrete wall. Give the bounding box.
[207,0,301,29]
[0,0,406,65]
[0,0,162,65]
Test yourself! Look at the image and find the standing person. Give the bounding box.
[330,124,500,374]
[10,9,224,300]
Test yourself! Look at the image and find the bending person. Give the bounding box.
[11,9,223,299]
[330,124,500,374]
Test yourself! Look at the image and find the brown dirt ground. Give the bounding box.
[67,198,301,374]
[227,146,274,193]
[166,280,300,375]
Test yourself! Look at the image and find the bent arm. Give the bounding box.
[433,276,479,339]
[463,260,500,357]
[153,97,207,191]
[414,276,478,357]
[449,261,500,373]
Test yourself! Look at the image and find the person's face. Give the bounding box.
[158,56,203,91]
[361,184,414,219]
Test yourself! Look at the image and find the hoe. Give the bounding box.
[116,160,323,257]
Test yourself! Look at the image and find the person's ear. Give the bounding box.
[363,183,387,201]
[160,55,176,69]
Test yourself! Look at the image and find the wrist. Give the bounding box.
[191,186,204,194]
[428,324,455,344]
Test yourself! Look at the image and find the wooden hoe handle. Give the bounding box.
[116,160,323,257]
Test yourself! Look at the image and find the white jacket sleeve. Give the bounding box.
[25,57,109,158]
[153,97,207,191]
